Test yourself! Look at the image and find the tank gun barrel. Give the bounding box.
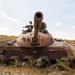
[33,12,43,42]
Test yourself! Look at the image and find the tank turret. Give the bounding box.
[16,11,54,47]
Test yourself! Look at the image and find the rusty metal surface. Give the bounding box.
[0,46,67,62]
[16,32,54,47]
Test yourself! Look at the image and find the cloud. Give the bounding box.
[0,1,2,9]
[51,31,65,38]
[54,21,62,26]
[1,12,19,23]
[0,12,21,35]
[0,27,10,35]
[71,25,75,30]
[50,31,75,40]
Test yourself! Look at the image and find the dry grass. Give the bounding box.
[0,65,74,75]
[66,40,75,45]
[0,65,52,75]
[0,35,17,45]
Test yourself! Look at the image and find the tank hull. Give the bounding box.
[0,45,67,65]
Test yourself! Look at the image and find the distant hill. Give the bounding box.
[0,35,17,45]
[66,40,75,46]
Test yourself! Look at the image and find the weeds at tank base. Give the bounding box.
[0,59,75,75]
[0,57,74,75]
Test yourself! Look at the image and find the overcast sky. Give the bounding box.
[0,0,75,39]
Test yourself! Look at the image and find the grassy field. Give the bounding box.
[0,35,17,45]
[0,35,75,75]
[0,64,75,75]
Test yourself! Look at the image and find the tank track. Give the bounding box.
[0,46,67,66]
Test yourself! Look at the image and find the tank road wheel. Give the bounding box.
[8,56,19,66]
[22,56,34,67]
[35,56,50,67]
[0,55,6,64]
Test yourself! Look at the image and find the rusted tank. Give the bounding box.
[0,11,75,66]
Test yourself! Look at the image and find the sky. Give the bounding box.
[0,0,75,40]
